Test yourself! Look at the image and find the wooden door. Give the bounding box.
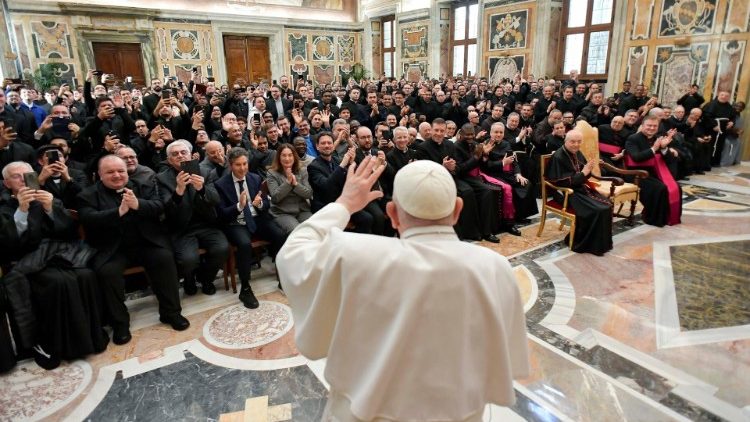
[92,42,146,86]
[223,35,271,85]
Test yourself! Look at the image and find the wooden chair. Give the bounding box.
[69,209,232,291]
[576,120,648,225]
[537,154,577,249]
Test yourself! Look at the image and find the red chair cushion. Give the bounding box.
[546,199,574,213]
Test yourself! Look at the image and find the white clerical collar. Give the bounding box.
[401,225,457,240]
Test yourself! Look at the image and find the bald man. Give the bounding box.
[77,155,188,345]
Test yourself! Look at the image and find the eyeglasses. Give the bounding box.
[169,150,191,157]
[120,155,137,160]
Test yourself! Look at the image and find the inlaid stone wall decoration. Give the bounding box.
[312,35,335,61]
[625,46,649,85]
[288,33,308,61]
[30,21,73,59]
[157,28,169,61]
[713,40,746,101]
[171,30,200,60]
[53,63,78,87]
[401,22,428,60]
[659,0,717,37]
[652,43,710,106]
[439,22,451,77]
[339,63,352,82]
[291,63,309,82]
[313,64,336,85]
[488,10,528,50]
[631,0,656,40]
[724,0,750,33]
[488,56,525,86]
[13,23,31,71]
[404,62,427,82]
[337,35,355,62]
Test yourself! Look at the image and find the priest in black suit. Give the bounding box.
[77,155,188,345]
[0,119,36,178]
[157,140,228,296]
[36,144,89,209]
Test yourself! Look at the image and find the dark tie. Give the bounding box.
[328,161,335,172]
[237,179,245,195]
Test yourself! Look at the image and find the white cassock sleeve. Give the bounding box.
[276,202,350,360]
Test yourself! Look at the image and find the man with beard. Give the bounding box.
[200,140,228,179]
[556,86,582,117]
[414,89,442,123]
[266,85,292,121]
[701,90,736,166]
[546,130,613,255]
[248,132,276,180]
[157,140,228,296]
[676,84,705,113]
[618,84,648,116]
[624,115,682,226]
[352,126,387,235]
[142,78,164,117]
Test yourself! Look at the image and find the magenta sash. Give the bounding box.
[599,143,621,155]
[625,153,681,225]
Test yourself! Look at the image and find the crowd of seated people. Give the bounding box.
[0,66,744,372]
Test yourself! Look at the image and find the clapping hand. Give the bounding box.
[582,160,595,176]
[251,191,263,208]
[442,156,456,172]
[335,156,386,214]
[122,188,139,210]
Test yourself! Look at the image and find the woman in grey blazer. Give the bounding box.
[266,144,313,235]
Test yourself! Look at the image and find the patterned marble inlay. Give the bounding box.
[0,360,91,421]
[669,239,750,331]
[204,302,294,349]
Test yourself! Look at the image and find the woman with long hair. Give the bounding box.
[266,144,313,235]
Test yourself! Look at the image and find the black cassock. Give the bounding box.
[0,194,107,369]
[546,147,613,255]
[482,140,539,221]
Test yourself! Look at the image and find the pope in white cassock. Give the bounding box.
[277,157,530,422]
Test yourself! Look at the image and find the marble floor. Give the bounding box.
[2,164,750,422]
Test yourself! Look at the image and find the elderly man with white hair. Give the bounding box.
[278,157,530,422]
[156,140,228,296]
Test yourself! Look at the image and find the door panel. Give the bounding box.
[92,42,146,86]
[223,35,271,85]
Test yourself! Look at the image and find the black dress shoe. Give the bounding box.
[482,234,500,243]
[239,288,259,309]
[183,277,197,296]
[201,281,216,295]
[32,344,61,370]
[160,314,190,331]
[112,325,132,345]
[505,224,522,236]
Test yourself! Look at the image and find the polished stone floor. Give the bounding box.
[1,164,749,422]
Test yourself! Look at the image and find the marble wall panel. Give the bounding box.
[153,22,217,84]
[625,46,649,85]
[724,0,750,33]
[13,23,30,72]
[482,2,536,79]
[439,21,451,77]
[403,61,427,82]
[371,20,381,76]
[631,0,656,40]
[713,40,746,101]
[11,14,81,87]
[283,29,360,87]
[400,20,429,62]
[488,55,526,86]
[30,21,73,59]
[652,43,710,106]
[488,10,529,50]
[658,0,717,37]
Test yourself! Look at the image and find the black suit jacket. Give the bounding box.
[0,142,36,179]
[42,168,89,210]
[77,180,169,267]
[214,171,269,234]
[265,97,292,120]
[307,156,347,212]
[156,166,220,237]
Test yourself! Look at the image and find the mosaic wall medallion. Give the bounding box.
[0,360,92,421]
[337,35,355,63]
[401,24,428,59]
[203,301,294,350]
[312,35,335,61]
[171,30,200,60]
[652,43,709,106]
[659,0,717,37]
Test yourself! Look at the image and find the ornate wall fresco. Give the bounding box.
[483,1,536,82]
[371,20,382,77]
[620,0,750,106]
[398,18,429,80]
[153,22,218,83]
[10,15,81,87]
[439,7,451,77]
[284,29,360,87]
